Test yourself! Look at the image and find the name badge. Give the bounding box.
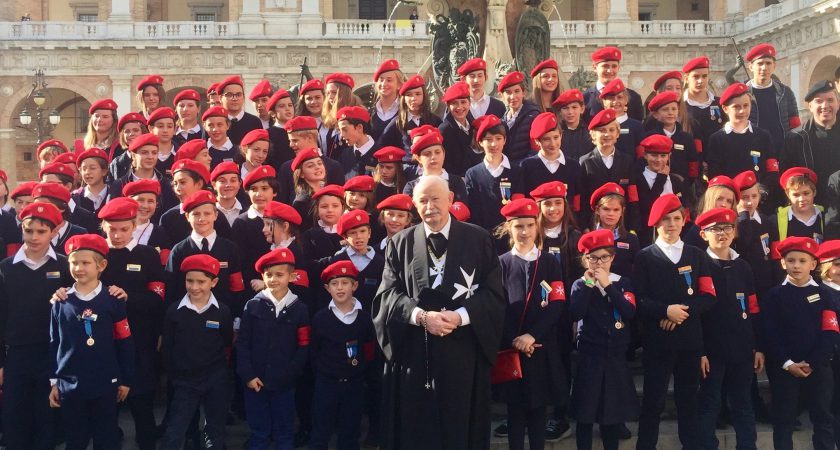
[365,278,378,287]
[620,128,629,135]
[619,178,629,185]
[126,264,142,272]
[617,242,630,249]
[815,233,824,244]
[46,271,61,279]
[677,266,692,275]
[548,247,561,254]
[807,294,821,303]
[206,320,220,329]
[223,158,234,162]
[219,261,229,268]
[674,144,684,151]
[750,150,761,158]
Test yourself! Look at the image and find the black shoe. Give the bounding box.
[616,422,632,440]
[545,419,572,442]
[294,429,310,448]
[493,420,508,437]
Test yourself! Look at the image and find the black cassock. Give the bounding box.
[373,218,505,450]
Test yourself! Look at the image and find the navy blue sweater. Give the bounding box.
[464,161,521,230]
[569,276,636,357]
[162,299,233,380]
[311,305,376,380]
[502,101,540,164]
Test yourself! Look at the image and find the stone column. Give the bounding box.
[107,0,134,37]
[482,0,513,84]
[606,0,632,35]
[0,129,17,185]
[241,74,264,116]
[110,74,133,118]
[298,0,323,37]
[726,0,742,18]
[238,0,266,35]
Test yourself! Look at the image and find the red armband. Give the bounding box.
[789,116,801,129]
[158,248,171,266]
[688,161,700,179]
[229,272,245,292]
[572,195,581,213]
[694,138,703,154]
[766,158,779,173]
[510,193,524,201]
[626,184,639,203]
[548,281,566,302]
[770,241,781,260]
[6,243,21,256]
[698,276,716,297]
[822,310,839,333]
[748,293,760,314]
[363,341,376,361]
[623,291,636,307]
[297,326,311,346]
[291,269,310,288]
[224,346,232,362]
[635,145,645,159]
[113,318,131,340]
[147,281,165,300]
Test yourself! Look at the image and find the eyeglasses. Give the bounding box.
[223,92,244,100]
[585,254,613,264]
[704,224,735,235]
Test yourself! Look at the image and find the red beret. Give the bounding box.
[180,254,221,276]
[374,59,401,81]
[530,181,567,201]
[136,74,164,91]
[591,46,622,63]
[300,79,325,95]
[172,159,211,185]
[240,129,270,148]
[653,71,684,91]
[450,201,471,222]
[290,148,321,172]
[175,139,207,161]
[777,236,819,258]
[337,106,370,123]
[530,112,559,141]
[325,73,355,89]
[588,108,617,130]
[648,193,683,227]
[377,193,413,212]
[118,112,147,131]
[552,89,584,109]
[648,91,680,112]
[210,161,240,182]
[408,124,439,140]
[473,115,503,142]
[399,75,425,96]
[719,82,750,106]
[577,229,615,253]
[243,165,277,190]
[284,115,318,133]
[497,71,525,93]
[321,260,359,282]
[598,78,626,99]
[147,107,177,127]
[217,75,244,93]
[88,99,117,115]
[181,190,216,212]
[500,198,539,220]
[98,197,138,221]
[76,148,109,166]
[122,179,160,197]
[267,89,291,111]
[10,181,38,199]
[53,153,76,165]
[780,166,818,189]
[173,89,201,106]
[442,82,470,103]
[457,58,487,76]
[708,175,740,200]
[695,207,737,230]
[682,56,710,73]
[37,139,69,154]
[373,146,406,163]
[249,79,272,101]
[746,43,776,62]
[733,170,758,191]
[639,134,673,154]
[312,184,345,201]
[344,175,375,192]
[255,248,296,273]
[264,201,302,225]
[65,234,109,257]
[410,131,444,156]
[590,182,625,210]
[38,163,75,181]
[337,210,370,236]
[201,106,229,122]
[18,201,62,227]
[207,83,219,96]
[530,59,558,77]
[818,240,840,263]
[33,182,71,203]
[128,133,159,153]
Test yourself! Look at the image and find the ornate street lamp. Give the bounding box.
[17,69,61,144]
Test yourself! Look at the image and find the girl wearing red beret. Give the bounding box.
[377,76,442,154]
[531,60,567,113]
[137,77,166,119]
[301,186,345,261]
[82,102,120,156]
[370,64,404,141]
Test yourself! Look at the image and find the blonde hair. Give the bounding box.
[493,218,544,250]
[83,109,119,149]
[530,72,568,113]
[322,83,363,129]
[698,185,738,216]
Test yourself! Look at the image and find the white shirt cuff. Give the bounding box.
[50,378,57,386]
[455,307,470,326]
[410,307,423,326]
[782,359,795,370]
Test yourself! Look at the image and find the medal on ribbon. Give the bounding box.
[760,233,770,259]
[678,266,693,295]
[749,150,761,172]
[346,340,359,366]
[78,308,98,346]
[499,180,512,205]
[737,293,747,319]
[540,280,551,308]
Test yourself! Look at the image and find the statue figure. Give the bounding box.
[514,4,551,86]
[568,66,598,91]
[429,8,481,91]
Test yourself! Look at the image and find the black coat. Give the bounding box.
[438,115,482,177]
[502,101,540,164]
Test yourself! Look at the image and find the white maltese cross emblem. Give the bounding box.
[452,267,479,300]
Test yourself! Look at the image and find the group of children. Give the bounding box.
[0,40,839,450]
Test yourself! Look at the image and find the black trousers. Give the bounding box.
[1,344,57,450]
[61,387,119,450]
[697,357,756,450]
[126,391,157,450]
[310,376,365,450]
[767,360,834,450]
[636,347,700,450]
[576,423,621,450]
[507,402,546,450]
[159,369,231,450]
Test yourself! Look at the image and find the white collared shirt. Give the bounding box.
[684,90,715,108]
[749,210,763,225]
[111,239,138,252]
[598,149,615,169]
[67,282,103,301]
[158,145,176,162]
[748,79,774,90]
[217,200,243,227]
[470,94,491,119]
[511,245,539,262]
[642,167,673,194]
[412,215,470,326]
[262,288,297,317]
[131,171,158,182]
[544,224,563,239]
[228,110,246,122]
[663,126,677,138]
[13,245,57,271]
[84,185,109,211]
[706,247,740,261]
[824,280,840,291]
[505,107,520,128]
[190,230,218,251]
[67,198,77,213]
[655,237,684,264]
[724,122,753,134]
[208,138,234,151]
[132,221,155,245]
[354,136,376,157]
[538,152,566,173]
[178,293,220,314]
[246,206,263,220]
[616,114,628,125]
[408,113,421,126]
[376,100,399,121]
[1,204,11,213]
[483,155,510,178]
[51,221,70,247]
[782,276,819,287]
[456,119,470,134]
[261,119,270,129]
[423,213,452,240]
[788,206,821,227]
[348,246,376,272]
[329,298,362,324]
[271,236,296,250]
[318,219,338,234]
[177,124,202,140]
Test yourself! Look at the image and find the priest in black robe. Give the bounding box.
[373,175,505,450]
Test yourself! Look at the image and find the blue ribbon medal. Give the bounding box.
[678,266,693,295]
[736,293,747,319]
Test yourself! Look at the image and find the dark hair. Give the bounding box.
[248,177,280,196]
[396,85,434,132]
[173,169,204,185]
[21,216,57,230]
[47,172,75,187]
[340,117,371,135]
